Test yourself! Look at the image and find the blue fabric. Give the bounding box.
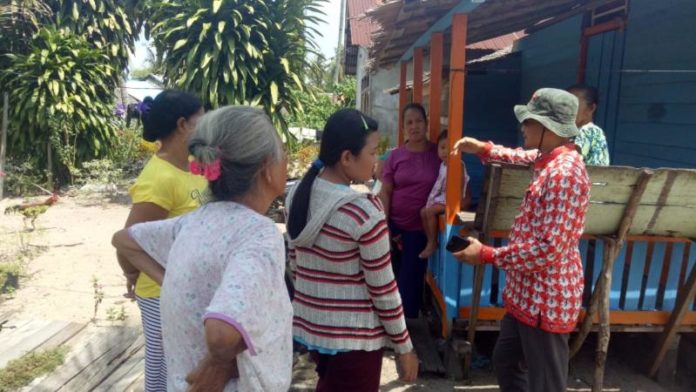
[294,336,349,355]
[390,224,428,318]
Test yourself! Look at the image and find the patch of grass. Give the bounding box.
[0,347,68,391]
[106,305,128,322]
[0,262,24,295]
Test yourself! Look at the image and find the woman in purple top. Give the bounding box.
[379,103,441,318]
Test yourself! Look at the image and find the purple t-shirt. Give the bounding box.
[383,144,440,231]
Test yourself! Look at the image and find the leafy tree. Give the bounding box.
[289,76,357,131]
[0,27,119,181]
[148,0,326,142]
[47,0,144,72]
[0,0,52,66]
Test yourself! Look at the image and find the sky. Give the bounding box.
[128,0,343,72]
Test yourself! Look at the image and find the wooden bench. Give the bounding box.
[427,163,696,390]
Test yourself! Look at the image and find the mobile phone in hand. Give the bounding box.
[446,235,471,253]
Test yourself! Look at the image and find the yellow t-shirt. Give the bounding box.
[128,155,208,298]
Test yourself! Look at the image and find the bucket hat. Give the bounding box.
[514,88,580,138]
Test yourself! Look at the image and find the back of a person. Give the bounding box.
[157,202,291,391]
[292,179,386,342]
[130,155,207,299]
[133,155,206,218]
[287,109,418,391]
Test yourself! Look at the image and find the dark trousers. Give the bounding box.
[493,313,569,392]
[390,224,428,318]
[311,349,384,392]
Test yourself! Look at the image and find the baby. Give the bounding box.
[419,130,470,259]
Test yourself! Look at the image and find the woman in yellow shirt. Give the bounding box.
[117,90,206,392]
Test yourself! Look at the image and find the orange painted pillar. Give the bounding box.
[429,32,444,142]
[413,47,424,104]
[446,13,468,224]
[398,61,408,145]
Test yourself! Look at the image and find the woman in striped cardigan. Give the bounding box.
[286,109,419,391]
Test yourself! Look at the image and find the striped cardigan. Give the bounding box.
[288,179,413,354]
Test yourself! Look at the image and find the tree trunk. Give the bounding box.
[0,92,8,199]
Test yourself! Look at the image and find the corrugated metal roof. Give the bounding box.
[347,0,382,47]
[368,0,590,67]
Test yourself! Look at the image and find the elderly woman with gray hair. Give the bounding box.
[112,106,292,392]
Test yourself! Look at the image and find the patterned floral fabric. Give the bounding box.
[478,143,590,334]
[573,122,610,166]
[129,202,293,391]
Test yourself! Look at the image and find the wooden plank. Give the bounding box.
[412,47,423,104]
[398,61,408,145]
[610,244,628,309]
[648,252,696,377]
[572,170,652,359]
[643,242,666,310]
[31,326,141,391]
[92,336,145,392]
[428,32,444,143]
[458,307,696,326]
[124,373,145,392]
[662,243,686,311]
[445,13,468,225]
[479,265,493,307]
[406,318,445,375]
[630,205,696,237]
[459,321,696,333]
[36,323,87,351]
[487,166,696,237]
[625,241,648,310]
[425,272,449,338]
[0,320,65,368]
[0,318,33,336]
[489,199,637,235]
[593,240,617,392]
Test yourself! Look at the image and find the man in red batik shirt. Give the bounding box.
[451,88,591,392]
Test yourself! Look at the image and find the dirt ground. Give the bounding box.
[1,192,694,391]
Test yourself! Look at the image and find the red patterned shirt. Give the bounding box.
[479,142,590,333]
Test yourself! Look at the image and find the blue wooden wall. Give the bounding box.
[461,55,522,205]
[516,15,583,102]
[454,0,696,208]
[612,0,696,168]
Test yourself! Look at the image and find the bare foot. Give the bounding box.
[419,242,437,259]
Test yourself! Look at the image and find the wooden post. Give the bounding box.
[445,13,468,225]
[570,170,654,357]
[648,248,696,377]
[593,238,616,392]
[47,141,53,189]
[398,61,408,146]
[576,12,591,84]
[429,32,444,142]
[413,47,424,104]
[464,164,501,378]
[0,92,8,199]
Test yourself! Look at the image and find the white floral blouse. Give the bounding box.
[129,202,293,392]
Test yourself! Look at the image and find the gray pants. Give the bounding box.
[493,313,569,392]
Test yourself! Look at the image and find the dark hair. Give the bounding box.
[189,106,282,202]
[438,129,448,142]
[142,90,202,142]
[567,84,599,106]
[287,109,379,239]
[402,102,427,122]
